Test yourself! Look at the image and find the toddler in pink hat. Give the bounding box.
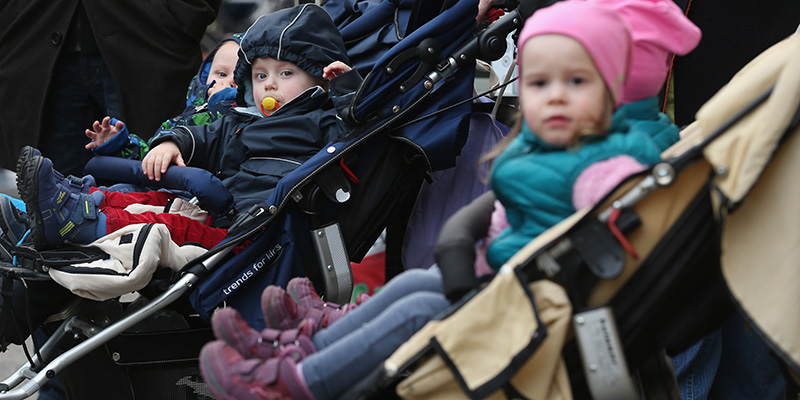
[470,0,701,276]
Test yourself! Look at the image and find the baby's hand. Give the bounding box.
[85,116,125,150]
[323,61,352,79]
[141,141,185,181]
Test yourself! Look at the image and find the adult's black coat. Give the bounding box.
[0,0,220,170]
[671,0,800,127]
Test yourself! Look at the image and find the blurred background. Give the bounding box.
[0,169,15,198]
[203,0,318,52]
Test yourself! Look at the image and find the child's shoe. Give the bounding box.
[287,276,368,308]
[285,277,360,328]
[16,147,104,249]
[261,278,366,330]
[200,341,316,400]
[15,146,97,194]
[0,196,29,244]
[15,146,40,173]
[355,291,371,305]
[211,307,316,360]
[261,285,305,330]
[286,277,327,310]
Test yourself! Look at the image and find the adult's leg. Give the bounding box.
[709,312,787,399]
[1,279,75,345]
[673,329,722,400]
[673,310,788,400]
[40,53,121,177]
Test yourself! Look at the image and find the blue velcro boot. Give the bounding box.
[15,147,95,194]
[16,147,104,249]
[0,196,28,245]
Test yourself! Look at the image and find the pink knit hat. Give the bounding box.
[517,0,632,106]
[594,0,701,103]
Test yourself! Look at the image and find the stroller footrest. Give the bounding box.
[311,223,353,305]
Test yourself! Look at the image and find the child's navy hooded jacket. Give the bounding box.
[150,4,351,215]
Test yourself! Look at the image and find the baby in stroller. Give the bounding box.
[1,4,356,346]
[195,1,699,399]
[0,30,244,352]
[0,32,244,245]
[0,33,242,353]
[438,0,701,301]
[83,33,243,161]
[16,4,356,251]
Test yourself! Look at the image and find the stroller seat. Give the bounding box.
[359,29,800,400]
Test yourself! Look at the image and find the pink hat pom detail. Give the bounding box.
[593,0,702,103]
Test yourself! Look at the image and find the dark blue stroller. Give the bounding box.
[0,1,522,398]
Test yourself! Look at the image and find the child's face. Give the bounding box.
[250,57,319,108]
[519,34,612,147]
[206,41,240,94]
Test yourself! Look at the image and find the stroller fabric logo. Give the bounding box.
[222,243,283,295]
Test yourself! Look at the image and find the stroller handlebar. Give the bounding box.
[428,10,522,85]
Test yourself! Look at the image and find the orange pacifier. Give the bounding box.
[261,97,279,116]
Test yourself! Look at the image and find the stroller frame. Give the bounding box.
[0,271,206,399]
[357,31,800,400]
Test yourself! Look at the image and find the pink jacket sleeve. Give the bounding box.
[572,155,647,210]
[474,200,509,276]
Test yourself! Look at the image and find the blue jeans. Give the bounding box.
[673,311,786,400]
[40,52,121,177]
[302,267,449,400]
